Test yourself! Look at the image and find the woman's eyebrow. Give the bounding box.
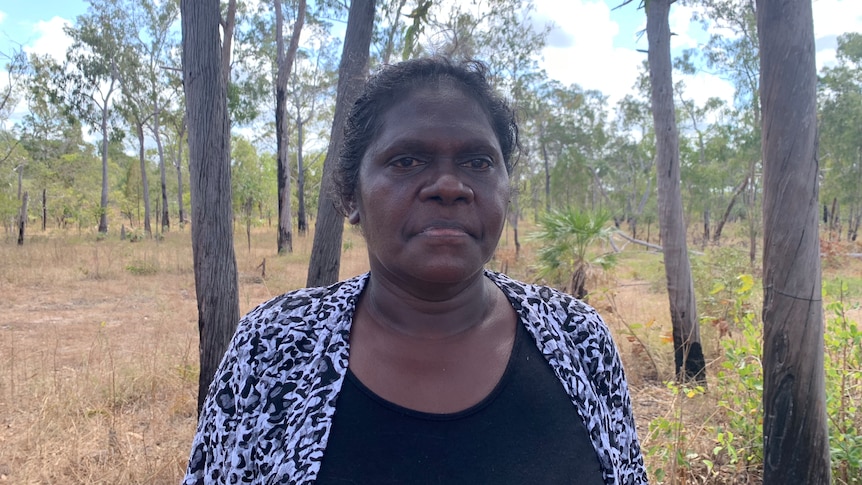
[382,137,501,153]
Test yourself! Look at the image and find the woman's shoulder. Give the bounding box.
[229,273,367,358]
[485,270,596,316]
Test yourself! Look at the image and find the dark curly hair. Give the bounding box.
[333,57,520,216]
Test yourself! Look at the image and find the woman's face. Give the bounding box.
[352,83,510,290]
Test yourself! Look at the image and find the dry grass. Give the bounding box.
[1,223,859,484]
[0,224,372,484]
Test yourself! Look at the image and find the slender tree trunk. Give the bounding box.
[41,189,46,231]
[154,102,170,232]
[17,191,28,245]
[540,127,551,212]
[747,159,759,265]
[713,175,748,244]
[381,0,408,64]
[182,0,240,414]
[757,0,830,482]
[702,209,710,248]
[220,0,236,86]
[16,164,22,201]
[307,0,374,287]
[175,116,187,225]
[99,101,110,234]
[296,115,307,234]
[646,0,705,382]
[275,0,306,253]
[137,122,153,237]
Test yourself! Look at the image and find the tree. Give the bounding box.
[819,34,862,241]
[307,0,375,287]
[62,0,131,234]
[757,0,831,481]
[275,0,306,253]
[287,36,339,235]
[138,0,181,233]
[693,0,761,263]
[232,136,267,252]
[645,0,705,381]
[181,0,240,413]
[164,109,188,226]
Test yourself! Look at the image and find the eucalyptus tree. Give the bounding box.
[163,107,188,225]
[372,0,428,64]
[758,0,830,481]
[692,0,761,263]
[307,0,375,287]
[819,33,862,241]
[0,48,28,231]
[274,0,306,254]
[611,90,656,240]
[181,0,241,413]
[138,0,181,233]
[18,55,92,229]
[61,0,135,234]
[0,47,27,127]
[644,0,705,382]
[288,40,339,234]
[232,136,267,251]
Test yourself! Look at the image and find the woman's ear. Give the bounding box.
[348,207,360,225]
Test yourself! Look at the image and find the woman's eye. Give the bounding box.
[391,157,422,169]
[464,158,493,170]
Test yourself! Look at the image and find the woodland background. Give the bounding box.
[1,0,861,483]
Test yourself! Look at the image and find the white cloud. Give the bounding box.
[668,4,700,50]
[813,0,862,39]
[534,0,644,106]
[0,11,7,26]
[24,17,73,61]
[534,0,861,112]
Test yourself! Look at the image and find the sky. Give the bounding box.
[1,0,861,125]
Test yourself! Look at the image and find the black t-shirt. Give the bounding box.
[316,323,605,484]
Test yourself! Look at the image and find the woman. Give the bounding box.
[184,57,647,484]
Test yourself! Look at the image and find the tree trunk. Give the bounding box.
[41,189,46,231]
[181,0,240,415]
[757,0,831,482]
[99,99,111,234]
[712,175,748,244]
[220,0,237,86]
[154,102,170,232]
[296,114,307,234]
[275,0,306,254]
[17,191,28,245]
[137,122,153,237]
[307,0,374,287]
[646,0,705,382]
[540,127,551,212]
[702,209,710,248]
[175,115,187,225]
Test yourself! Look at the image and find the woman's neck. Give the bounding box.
[362,270,495,340]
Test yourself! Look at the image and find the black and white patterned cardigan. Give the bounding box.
[183,270,648,484]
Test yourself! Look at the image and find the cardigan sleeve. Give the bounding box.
[592,310,649,484]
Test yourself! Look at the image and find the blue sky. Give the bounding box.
[1,0,861,116]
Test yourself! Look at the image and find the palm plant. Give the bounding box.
[532,208,616,300]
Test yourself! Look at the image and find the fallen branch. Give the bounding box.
[615,231,663,251]
[613,231,705,256]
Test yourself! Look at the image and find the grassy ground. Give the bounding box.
[1,222,859,484]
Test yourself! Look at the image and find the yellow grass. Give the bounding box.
[1,222,859,484]
[0,223,374,484]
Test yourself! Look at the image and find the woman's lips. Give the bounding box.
[415,222,472,238]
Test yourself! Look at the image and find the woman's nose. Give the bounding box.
[418,169,474,204]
